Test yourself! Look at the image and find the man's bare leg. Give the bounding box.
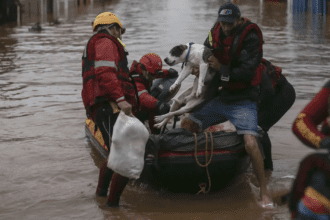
[244,134,272,205]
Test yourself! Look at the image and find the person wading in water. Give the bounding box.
[81,12,173,206]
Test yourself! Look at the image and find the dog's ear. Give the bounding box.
[170,44,188,57]
[179,44,188,51]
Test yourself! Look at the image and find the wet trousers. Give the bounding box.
[94,103,129,206]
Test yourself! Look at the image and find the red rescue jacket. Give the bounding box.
[129,61,172,133]
[289,153,330,218]
[210,18,264,90]
[292,80,330,149]
[290,82,330,219]
[81,31,138,119]
[129,61,170,93]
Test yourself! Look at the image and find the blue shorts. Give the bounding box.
[188,97,259,136]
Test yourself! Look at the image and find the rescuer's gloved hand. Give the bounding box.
[117,101,132,116]
[167,68,178,78]
[319,136,330,150]
[155,100,170,115]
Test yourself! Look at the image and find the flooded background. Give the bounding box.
[1,0,329,219]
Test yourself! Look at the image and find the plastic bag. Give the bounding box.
[107,111,149,179]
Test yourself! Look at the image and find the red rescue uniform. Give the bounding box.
[129,61,170,131]
[290,80,330,219]
[292,80,330,149]
[82,31,138,120]
[210,18,264,91]
[129,61,170,110]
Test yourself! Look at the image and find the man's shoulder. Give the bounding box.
[238,19,262,43]
[95,37,118,49]
[242,18,261,28]
[241,18,262,33]
[242,31,261,45]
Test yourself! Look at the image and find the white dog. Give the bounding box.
[154,43,217,129]
[165,43,212,97]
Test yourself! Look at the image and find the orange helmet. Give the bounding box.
[139,53,162,75]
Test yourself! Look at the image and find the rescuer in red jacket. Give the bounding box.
[290,81,330,219]
[292,81,330,149]
[82,12,170,207]
[82,12,134,208]
[130,53,178,133]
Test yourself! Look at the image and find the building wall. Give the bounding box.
[18,0,79,24]
[0,0,18,24]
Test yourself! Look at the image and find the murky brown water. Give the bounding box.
[1,0,329,219]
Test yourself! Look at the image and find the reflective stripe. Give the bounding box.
[131,74,140,78]
[295,113,321,148]
[116,96,125,102]
[138,90,147,96]
[209,30,213,47]
[95,60,117,69]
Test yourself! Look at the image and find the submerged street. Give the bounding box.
[1,0,330,219]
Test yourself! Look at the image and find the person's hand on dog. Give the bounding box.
[117,101,132,116]
[191,65,200,77]
[208,55,222,71]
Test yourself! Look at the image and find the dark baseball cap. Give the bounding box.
[217,2,241,23]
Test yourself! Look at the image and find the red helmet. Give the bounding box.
[139,53,162,75]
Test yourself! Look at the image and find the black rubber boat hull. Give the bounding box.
[85,119,250,193]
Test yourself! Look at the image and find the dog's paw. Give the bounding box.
[169,84,178,93]
[154,115,165,123]
[154,116,161,123]
[153,123,162,129]
[154,121,165,129]
[196,89,202,98]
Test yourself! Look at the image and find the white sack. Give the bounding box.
[107,111,149,179]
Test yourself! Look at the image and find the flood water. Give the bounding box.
[1,0,330,219]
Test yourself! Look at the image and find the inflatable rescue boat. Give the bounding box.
[85,76,260,194]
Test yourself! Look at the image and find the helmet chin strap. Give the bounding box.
[97,24,114,35]
[97,25,122,41]
[104,26,112,35]
[97,25,125,50]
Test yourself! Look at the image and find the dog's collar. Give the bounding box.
[181,42,195,70]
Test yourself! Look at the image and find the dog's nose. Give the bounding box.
[164,58,169,63]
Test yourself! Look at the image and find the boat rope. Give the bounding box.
[194,132,214,194]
